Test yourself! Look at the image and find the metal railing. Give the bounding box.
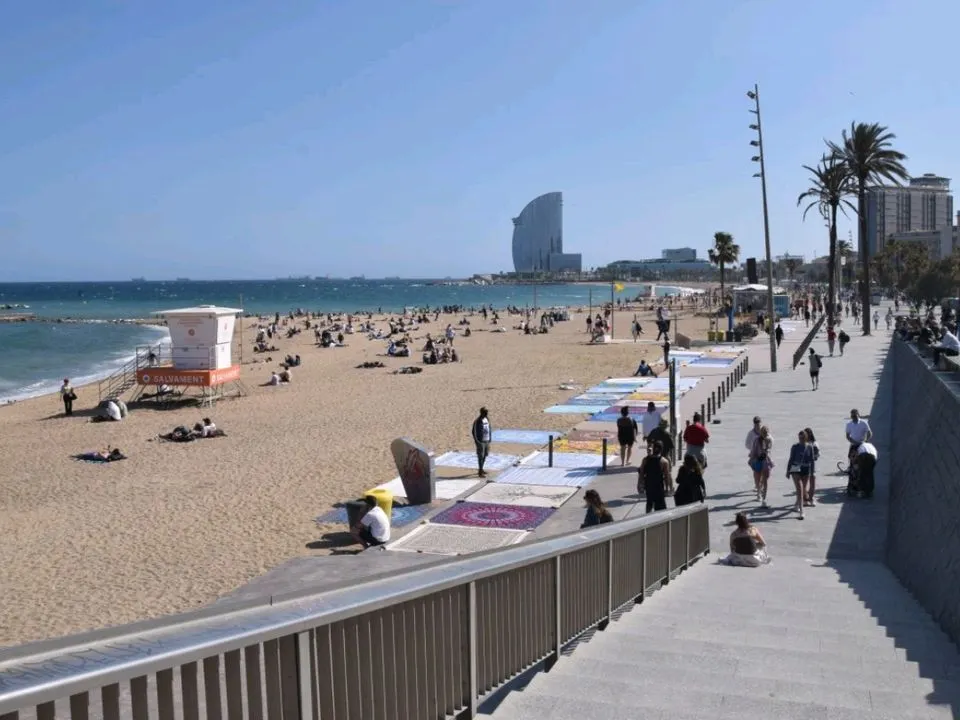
[0,505,709,720]
[792,313,826,370]
[97,344,168,401]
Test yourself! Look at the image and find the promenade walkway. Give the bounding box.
[485,317,960,719]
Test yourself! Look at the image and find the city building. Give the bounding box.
[607,258,714,278]
[511,192,582,274]
[865,173,954,255]
[660,247,698,262]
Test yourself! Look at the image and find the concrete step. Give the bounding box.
[486,684,957,720]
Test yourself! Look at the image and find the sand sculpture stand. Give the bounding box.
[390,437,436,504]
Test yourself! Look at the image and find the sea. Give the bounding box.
[0,279,690,403]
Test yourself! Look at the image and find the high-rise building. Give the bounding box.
[865,174,953,255]
[511,192,582,273]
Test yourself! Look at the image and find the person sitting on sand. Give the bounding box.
[633,359,657,377]
[200,417,217,437]
[351,495,391,548]
[721,512,770,567]
[268,371,281,386]
[279,367,292,383]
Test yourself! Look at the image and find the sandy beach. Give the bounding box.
[0,303,712,648]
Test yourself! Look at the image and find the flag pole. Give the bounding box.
[610,281,615,339]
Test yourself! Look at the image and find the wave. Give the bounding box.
[0,325,171,406]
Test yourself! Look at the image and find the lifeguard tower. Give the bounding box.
[134,305,246,405]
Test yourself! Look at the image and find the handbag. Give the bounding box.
[788,464,802,474]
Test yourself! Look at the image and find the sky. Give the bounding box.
[1,0,958,282]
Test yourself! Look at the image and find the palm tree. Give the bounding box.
[797,155,855,326]
[837,239,853,293]
[828,122,909,335]
[708,231,740,300]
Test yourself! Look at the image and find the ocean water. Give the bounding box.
[0,279,685,403]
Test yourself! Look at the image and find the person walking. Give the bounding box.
[471,407,492,478]
[673,454,706,507]
[775,323,784,349]
[807,347,823,390]
[838,328,850,356]
[580,489,614,528]
[749,424,773,507]
[872,310,880,330]
[826,325,836,356]
[639,440,669,513]
[616,406,639,467]
[682,412,709,471]
[647,418,676,492]
[786,430,816,519]
[803,427,820,506]
[60,378,76,417]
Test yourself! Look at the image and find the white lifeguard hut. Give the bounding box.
[135,305,246,404]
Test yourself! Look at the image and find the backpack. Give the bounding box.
[811,354,822,370]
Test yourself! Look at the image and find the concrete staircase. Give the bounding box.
[485,557,960,719]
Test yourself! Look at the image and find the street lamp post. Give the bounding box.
[748,83,778,373]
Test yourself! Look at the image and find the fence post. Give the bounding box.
[548,435,554,467]
[296,632,314,720]
[467,582,478,716]
[637,527,648,604]
[550,555,563,669]
[711,391,716,414]
[685,513,692,569]
[700,403,706,423]
[602,438,608,471]
[600,539,614,631]
[664,521,673,585]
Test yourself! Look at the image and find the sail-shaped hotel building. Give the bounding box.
[511,192,582,273]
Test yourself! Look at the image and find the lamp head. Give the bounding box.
[749,124,758,130]
[747,90,757,100]
[751,156,761,162]
[753,172,762,178]
[750,140,759,147]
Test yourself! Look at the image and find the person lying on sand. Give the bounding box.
[75,447,127,462]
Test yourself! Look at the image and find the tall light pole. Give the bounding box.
[747,83,778,372]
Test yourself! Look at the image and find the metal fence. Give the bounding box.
[0,505,709,720]
[792,313,826,370]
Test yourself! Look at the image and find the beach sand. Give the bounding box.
[0,305,711,647]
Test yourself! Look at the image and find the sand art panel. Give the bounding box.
[315,503,432,528]
[552,438,609,455]
[374,477,480,500]
[388,524,527,555]
[491,429,563,445]
[689,357,735,367]
[570,392,625,403]
[522,451,607,469]
[600,378,651,386]
[543,404,609,414]
[430,501,555,531]
[466,482,578,508]
[493,465,598,487]
[434,451,518,472]
[586,384,637,395]
[567,428,616,442]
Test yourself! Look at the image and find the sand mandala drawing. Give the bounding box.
[430,501,555,530]
[522,451,607,469]
[567,428,616,442]
[373,477,480,500]
[491,429,563,445]
[434,451,518,472]
[466,482,578,508]
[388,524,527,555]
[494,465,598,488]
[544,404,609,414]
[552,438,609,455]
[314,503,431,528]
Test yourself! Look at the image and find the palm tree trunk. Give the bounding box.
[858,185,871,335]
[720,262,725,300]
[828,204,837,327]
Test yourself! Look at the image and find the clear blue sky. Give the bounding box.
[1,0,957,281]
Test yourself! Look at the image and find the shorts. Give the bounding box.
[750,459,766,473]
[809,371,819,378]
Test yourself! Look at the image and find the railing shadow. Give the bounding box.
[824,340,960,716]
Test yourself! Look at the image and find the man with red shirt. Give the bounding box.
[682,412,710,471]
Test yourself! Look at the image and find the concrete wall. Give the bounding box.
[888,340,960,645]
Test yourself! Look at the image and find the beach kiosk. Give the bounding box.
[135,305,245,405]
